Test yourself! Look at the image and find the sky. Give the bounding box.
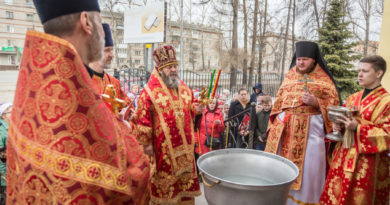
[104,0,384,48]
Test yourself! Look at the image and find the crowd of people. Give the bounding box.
[0,0,388,204]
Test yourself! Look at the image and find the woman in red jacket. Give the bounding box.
[195,98,225,155]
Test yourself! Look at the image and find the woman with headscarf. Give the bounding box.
[195,99,225,155]
[0,103,12,201]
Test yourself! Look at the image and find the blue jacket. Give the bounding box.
[250,83,264,103]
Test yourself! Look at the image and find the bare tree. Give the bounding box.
[346,0,383,56]
[248,0,259,87]
[294,0,328,39]
[312,0,321,31]
[279,0,293,85]
[230,0,240,89]
[242,0,249,86]
[199,4,209,70]
[291,0,296,54]
[257,0,268,81]
[360,0,372,56]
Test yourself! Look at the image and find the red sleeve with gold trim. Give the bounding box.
[133,89,153,146]
[345,90,390,154]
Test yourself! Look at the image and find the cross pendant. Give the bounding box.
[298,74,314,92]
[292,98,298,107]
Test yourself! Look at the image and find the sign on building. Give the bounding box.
[124,2,165,43]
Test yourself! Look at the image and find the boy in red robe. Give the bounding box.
[320,55,390,205]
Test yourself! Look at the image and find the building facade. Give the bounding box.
[0,0,43,69]
[0,3,223,72]
[101,11,223,72]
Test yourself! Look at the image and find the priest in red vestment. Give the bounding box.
[320,55,390,205]
[6,0,150,204]
[133,45,202,204]
[89,23,131,109]
[265,41,340,205]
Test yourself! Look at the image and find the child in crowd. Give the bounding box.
[254,96,272,151]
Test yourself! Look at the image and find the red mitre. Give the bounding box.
[153,45,178,70]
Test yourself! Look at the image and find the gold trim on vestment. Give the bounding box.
[145,69,195,176]
[8,124,133,194]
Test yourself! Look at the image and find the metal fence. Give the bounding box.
[116,68,282,97]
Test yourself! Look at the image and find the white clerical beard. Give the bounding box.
[160,72,180,88]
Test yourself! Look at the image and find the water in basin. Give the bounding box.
[221,174,274,185]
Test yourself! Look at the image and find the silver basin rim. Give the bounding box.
[197,148,299,188]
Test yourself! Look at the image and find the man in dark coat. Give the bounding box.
[250,83,264,103]
[228,88,250,148]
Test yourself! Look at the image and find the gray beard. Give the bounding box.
[160,72,180,88]
[103,62,111,70]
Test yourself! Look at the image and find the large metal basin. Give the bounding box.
[197,149,299,205]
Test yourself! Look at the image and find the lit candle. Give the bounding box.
[208,69,216,98]
[210,69,221,99]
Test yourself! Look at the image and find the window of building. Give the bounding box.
[27,27,34,31]
[26,0,33,7]
[6,11,14,19]
[135,51,141,55]
[7,25,14,33]
[135,60,140,64]
[5,0,13,4]
[7,40,15,46]
[8,55,16,65]
[26,14,34,21]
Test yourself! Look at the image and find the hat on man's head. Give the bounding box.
[0,103,12,117]
[33,0,100,23]
[153,45,178,70]
[295,41,319,59]
[289,41,342,104]
[102,23,114,47]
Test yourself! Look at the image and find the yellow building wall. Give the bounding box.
[378,0,390,90]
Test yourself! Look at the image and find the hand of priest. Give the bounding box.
[302,91,319,108]
[143,145,154,156]
[332,123,342,132]
[118,108,126,121]
[338,115,358,131]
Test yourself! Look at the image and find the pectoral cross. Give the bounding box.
[102,84,126,115]
[298,74,313,92]
[292,98,299,107]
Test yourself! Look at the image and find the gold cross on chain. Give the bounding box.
[298,74,313,92]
